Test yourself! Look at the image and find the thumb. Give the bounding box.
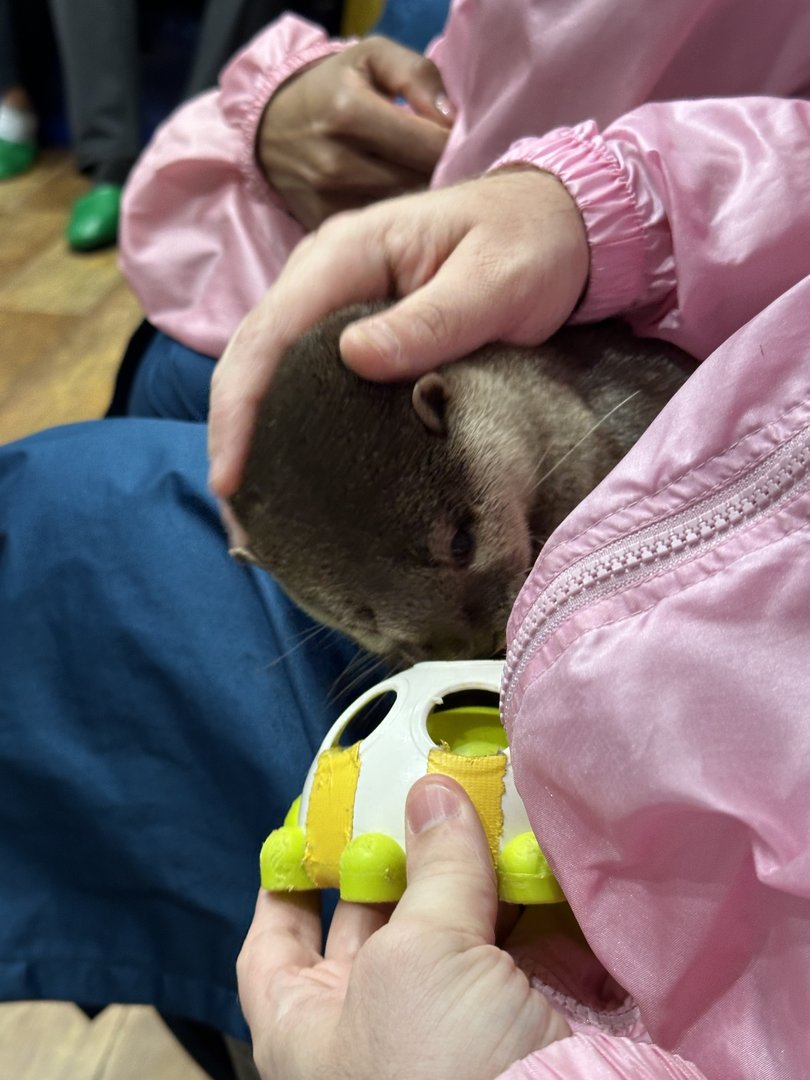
[363,37,455,125]
[392,775,499,944]
[339,255,493,380]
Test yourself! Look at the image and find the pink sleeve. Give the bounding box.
[119,15,354,357]
[498,1034,707,1079]
[491,96,810,359]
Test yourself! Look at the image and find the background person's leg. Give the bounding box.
[47,0,139,250]
[48,0,140,183]
[0,0,39,179]
[0,417,381,1038]
[185,0,283,97]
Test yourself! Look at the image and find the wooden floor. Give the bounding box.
[0,148,142,442]
[0,151,211,1078]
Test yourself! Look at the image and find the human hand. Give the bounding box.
[257,36,453,230]
[237,775,569,1080]
[209,168,588,496]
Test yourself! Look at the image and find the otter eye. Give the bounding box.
[450,523,475,568]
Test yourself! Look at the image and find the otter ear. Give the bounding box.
[412,373,450,436]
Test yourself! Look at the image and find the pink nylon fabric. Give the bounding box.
[119,0,810,357]
[498,1033,708,1079]
[503,279,810,1077]
[119,17,353,356]
[492,98,810,357]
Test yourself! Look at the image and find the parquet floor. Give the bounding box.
[0,148,142,442]
[0,150,209,1078]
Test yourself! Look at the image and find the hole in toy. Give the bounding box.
[335,690,398,747]
[427,690,506,757]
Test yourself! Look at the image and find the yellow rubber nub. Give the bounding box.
[497,832,566,904]
[283,795,302,828]
[451,738,504,757]
[260,825,317,892]
[339,833,406,902]
[427,706,507,757]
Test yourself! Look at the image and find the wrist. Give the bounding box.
[490,164,589,311]
[223,31,354,206]
[490,125,648,322]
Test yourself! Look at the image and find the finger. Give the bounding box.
[324,899,394,964]
[339,235,512,380]
[237,888,322,1028]
[242,888,322,966]
[361,37,455,125]
[391,776,499,946]
[274,158,431,232]
[208,215,396,495]
[289,180,428,232]
[301,139,436,196]
[208,310,278,497]
[338,168,589,381]
[341,87,450,172]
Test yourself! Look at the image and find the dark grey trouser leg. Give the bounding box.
[184,0,286,97]
[0,0,21,91]
[48,0,140,180]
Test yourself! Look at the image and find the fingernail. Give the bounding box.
[434,93,456,121]
[407,779,462,834]
[350,320,406,373]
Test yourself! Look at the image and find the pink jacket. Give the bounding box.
[120,0,810,359]
[502,247,810,1080]
[120,2,810,1075]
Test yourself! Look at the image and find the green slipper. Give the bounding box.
[66,183,122,252]
[0,138,37,180]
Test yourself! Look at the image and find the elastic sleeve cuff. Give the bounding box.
[219,16,358,206]
[489,123,649,322]
[497,1033,709,1079]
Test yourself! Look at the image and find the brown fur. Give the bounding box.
[229,302,695,662]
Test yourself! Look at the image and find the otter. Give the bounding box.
[228,302,696,663]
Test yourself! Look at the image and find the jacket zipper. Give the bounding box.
[503,424,810,714]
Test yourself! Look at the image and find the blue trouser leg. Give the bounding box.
[0,418,380,1038]
[125,330,216,422]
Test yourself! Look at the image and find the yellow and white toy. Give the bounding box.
[260,660,565,905]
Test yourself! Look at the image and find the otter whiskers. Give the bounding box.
[529,390,642,496]
[330,651,390,705]
[262,622,334,671]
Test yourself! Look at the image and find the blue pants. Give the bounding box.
[1,0,453,1043]
[126,329,215,421]
[0,417,380,1038]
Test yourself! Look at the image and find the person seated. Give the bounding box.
[2,3,810,1078]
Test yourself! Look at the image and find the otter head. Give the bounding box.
[227,304,535,663]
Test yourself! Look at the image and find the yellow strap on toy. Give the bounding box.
[304,744,362,887]
[427,748,506,863]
